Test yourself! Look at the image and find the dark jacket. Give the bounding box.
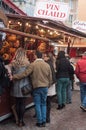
[69,64,74,80]
[56,51,74,79]
[56,58,71,79]
[0,57,8,95]
[46,59,56,84]
[0,60,4,95]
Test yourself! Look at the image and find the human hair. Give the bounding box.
[35,50,42,58]
[47,52,54,62]
[83,51,86,56]
[58,51,65,59]
[12,47,29,67]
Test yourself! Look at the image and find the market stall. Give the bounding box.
[5,13,86,57]
[0,28,50,122]
[0,13,86,121]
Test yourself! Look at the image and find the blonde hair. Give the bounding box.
[12,47,29,67]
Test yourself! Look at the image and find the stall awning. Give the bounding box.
[0,13,85,49]
[6,13,86,39]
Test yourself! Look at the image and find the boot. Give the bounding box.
[57,105,62,110]
[18,120,25,127]
[62,104,65,108]
[46,117,50,123]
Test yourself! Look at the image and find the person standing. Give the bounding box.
[66,63,74,104]
[12,50,52,127]
[9,48,30,127]
[0,56,7,95]
[75,52,86,111]
[65,54,74,104]
[43,53,56,123]
[56,51,71,109]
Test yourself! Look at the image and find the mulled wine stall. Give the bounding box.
[0,13,86,121]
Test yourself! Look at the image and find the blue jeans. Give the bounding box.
[33,87,48,123]
[56,78,70,105]
[66,80,72,103]
[80,82,86,107]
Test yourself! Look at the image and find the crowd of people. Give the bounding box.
[0,48,86,128]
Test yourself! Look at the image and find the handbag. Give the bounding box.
[20,76,32,96]
[21,84,32,96]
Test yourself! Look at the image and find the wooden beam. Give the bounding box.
[0,27,50,41]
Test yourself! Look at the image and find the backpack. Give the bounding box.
[0,62,10,95]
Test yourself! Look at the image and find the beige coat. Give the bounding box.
[13,59,52,89]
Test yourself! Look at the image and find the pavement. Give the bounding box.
[0,84,86,130]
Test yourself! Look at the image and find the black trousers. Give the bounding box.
[15,97,26,122]
[46,96,52,121]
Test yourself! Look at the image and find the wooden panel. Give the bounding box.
[0,87,33,121]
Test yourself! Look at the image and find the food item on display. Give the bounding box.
[3,41,11,48]
[13,40,20,48]
[0,48,5,54]
[37,42,46,52]
[2,53,10,60]
[7,34,17,42]
[9,47,16,54]
[0,33,21,62]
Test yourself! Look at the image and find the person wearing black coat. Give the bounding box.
[66,62,74,104]
[0,56,10,95]
[56,51,71,109]
[0,56,4,95]
[43,53,56,123]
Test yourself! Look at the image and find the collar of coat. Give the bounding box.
[35,58,44,61]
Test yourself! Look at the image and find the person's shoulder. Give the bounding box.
[77,59,83,64]
[29,61,36,68]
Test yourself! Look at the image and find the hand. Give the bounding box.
[9,75,13,81]
[8,73,13,81]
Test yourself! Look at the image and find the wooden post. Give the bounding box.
[67,36,71,54]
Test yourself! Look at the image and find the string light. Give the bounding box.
[35,25,39,29]
[8,20,12,24]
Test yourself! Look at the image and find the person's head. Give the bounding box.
[58,51,65,59]
[35,50,42,59]
[83,51,86,56]
[12,47,29,66]
[43,53,49,61]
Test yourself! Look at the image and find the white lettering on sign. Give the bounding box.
[34,1,69,21]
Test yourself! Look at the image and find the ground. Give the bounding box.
[0,87,86,130]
